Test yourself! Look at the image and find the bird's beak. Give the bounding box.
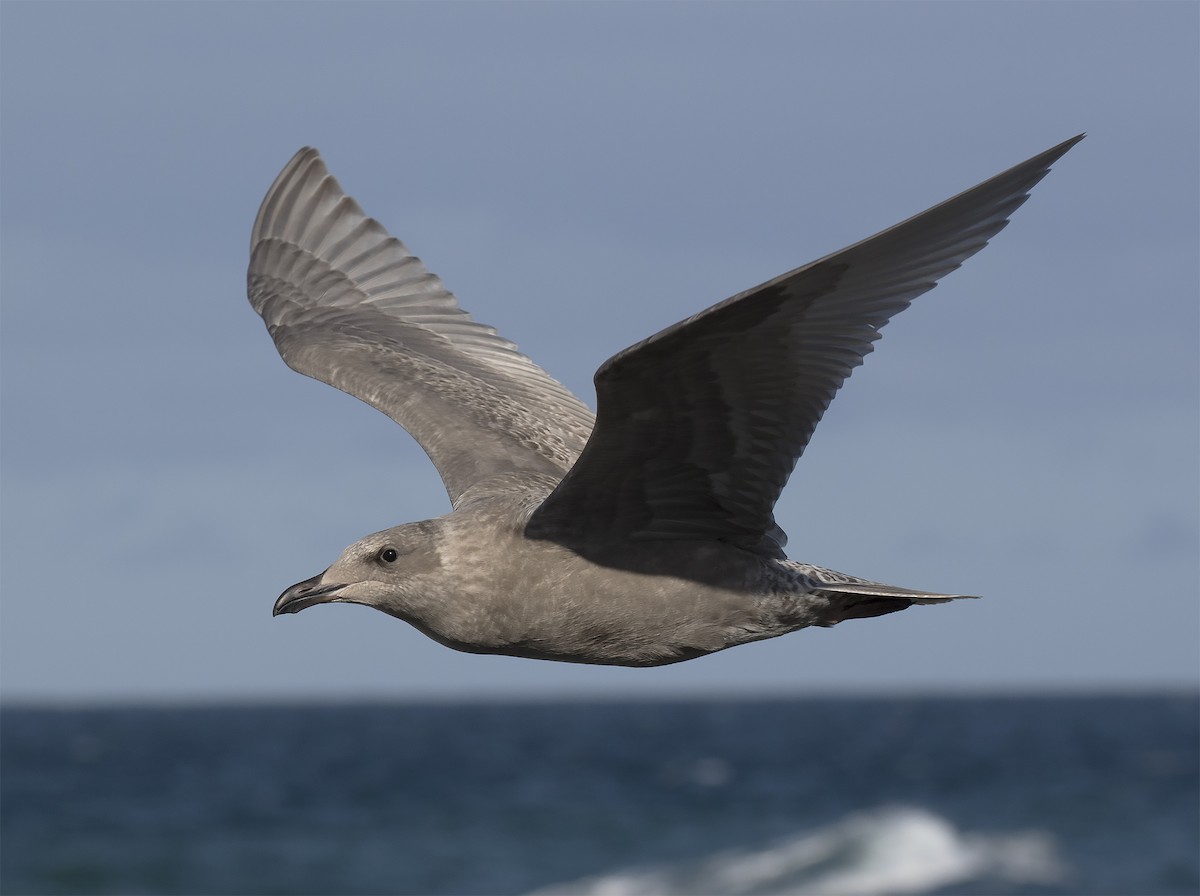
[273,572,348,616]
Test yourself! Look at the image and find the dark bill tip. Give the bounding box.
[273,573,348,617]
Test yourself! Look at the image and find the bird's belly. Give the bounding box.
[433,539,779,666]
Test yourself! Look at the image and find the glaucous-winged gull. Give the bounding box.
[249,135,1081,666]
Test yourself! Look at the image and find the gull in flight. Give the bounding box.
[249,135,1080,666]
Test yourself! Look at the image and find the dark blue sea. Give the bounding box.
[2,694,1196,895]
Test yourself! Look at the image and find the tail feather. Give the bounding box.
[808,578,977,626]
[783,561,978,625]
[818,580,979,605]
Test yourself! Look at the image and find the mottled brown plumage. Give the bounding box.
[250,135,1080,666]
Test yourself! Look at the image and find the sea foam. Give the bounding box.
[528,806,1067,896]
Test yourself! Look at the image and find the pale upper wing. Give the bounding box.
[247,149,595,505]
[528,135,1083,558]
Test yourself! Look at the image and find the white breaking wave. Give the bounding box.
[527,806,1067,896]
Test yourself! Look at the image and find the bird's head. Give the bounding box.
[272,520,445,619]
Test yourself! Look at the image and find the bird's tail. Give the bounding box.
[810,577,978,625]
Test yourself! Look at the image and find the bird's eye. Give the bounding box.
[379,547,399,564]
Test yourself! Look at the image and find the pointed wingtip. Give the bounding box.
[1035,133,1086,168]
[250,148,334,252]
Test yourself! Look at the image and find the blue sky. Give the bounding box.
[2,2,1196,701]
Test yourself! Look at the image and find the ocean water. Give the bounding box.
[1,695,1196,895]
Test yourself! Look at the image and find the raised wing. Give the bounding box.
[248,149,595,505]
[528,135,1083,558]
